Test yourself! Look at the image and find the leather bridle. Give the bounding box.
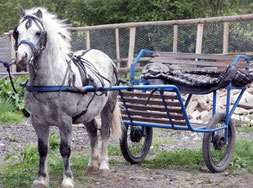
[13,15,47,64]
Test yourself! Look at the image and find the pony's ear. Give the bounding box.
[20,8,26,18]
[36,9,43,18]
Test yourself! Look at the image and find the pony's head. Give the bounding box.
[14,7,71,66]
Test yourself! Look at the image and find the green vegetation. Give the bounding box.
[141,138,253,174]
[0,76,29,125]
[1,0,253,35]
[0,97,24,125]
[0,76,28,112]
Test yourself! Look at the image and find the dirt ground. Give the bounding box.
[0,119,253,188]
[84,164,253,188]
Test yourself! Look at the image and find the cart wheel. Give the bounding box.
[120,125,153,164]
[202,113,235,172]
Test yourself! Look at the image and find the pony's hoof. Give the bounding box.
[99,169,110,177]
[32,176,49,188]
[86,166,99,174]
[62,177,74,188]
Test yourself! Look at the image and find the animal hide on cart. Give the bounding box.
[142,63,253,94]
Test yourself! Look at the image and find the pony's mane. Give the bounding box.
[24,7,71,56]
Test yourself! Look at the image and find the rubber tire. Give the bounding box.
[120,125,153,164]
[202,113,235,173]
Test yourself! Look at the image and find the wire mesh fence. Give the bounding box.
[71,19,253,69]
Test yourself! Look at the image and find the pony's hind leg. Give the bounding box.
[99,109,112,177]
[85,119,101,174]
[59,120,74,188]
[31,116,50,188]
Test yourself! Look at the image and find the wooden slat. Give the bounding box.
[122,91,178,100]
[196,24,204,54]
[123,97,181,107]
[121,103,183,113]
[151,57,248,68]
[153,52,239,61]
[223,22,229,54]
[122,115,187,126]
[122,109,185,120]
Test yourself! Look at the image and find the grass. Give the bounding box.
[237,126,253,133]
[0,99,24,125]
[141,138,253,173]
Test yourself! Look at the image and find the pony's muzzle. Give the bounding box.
[16,51,28,66]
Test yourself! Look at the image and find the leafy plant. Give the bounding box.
[0,76,29,114]
[4,143,38,162]
[49,132,60,150]
[8,134,16,142]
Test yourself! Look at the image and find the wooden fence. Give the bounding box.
[1,13,253,76]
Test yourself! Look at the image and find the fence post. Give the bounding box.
[115,28,120,68]
[223,22,229,54]
[173,25,178,53]
[85,30,90,49]
[10,34,16,72]
[127,27,136,74]
[195,24,204,54]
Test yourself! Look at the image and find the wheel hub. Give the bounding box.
[212,134,225,150]
[130,127,142,143]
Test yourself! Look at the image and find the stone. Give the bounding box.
[234,107,248,115]
[201,110,212,123]
[246,86,253,95]
[198,97,209,111]
[189,110,201,120]
[232,114,241,121]
[187,100,198,114]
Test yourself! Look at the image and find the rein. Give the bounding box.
[0,59,27,94]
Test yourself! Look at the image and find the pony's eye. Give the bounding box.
[35,32,41,37]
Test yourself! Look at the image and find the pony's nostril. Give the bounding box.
[22,53,27,60]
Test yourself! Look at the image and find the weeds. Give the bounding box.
[0,97,24,125]
[0,76,28,112]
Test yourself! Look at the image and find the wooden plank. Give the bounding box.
[151,58,248,68]
[115,28,120,68]
[153,52,237,61]
[122,115,187,126]
[85,31,90,49]
[122,103,183,113]
[122,91,178,100]
[173,25,178,53]
[122,110,185,120]
[123,97,181,107]
[223,22,229,54]
[196,24,204,54]
[10,34,16,73]
[127,27,136,72]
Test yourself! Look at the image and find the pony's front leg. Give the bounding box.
[85,120,101,174]
[59,122,74,188]
[31,117,50,188]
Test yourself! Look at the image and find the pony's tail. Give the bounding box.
[111,100,123,140]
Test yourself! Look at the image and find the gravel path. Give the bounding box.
[1,118,253,162]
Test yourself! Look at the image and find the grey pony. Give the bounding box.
[14,7,122,188]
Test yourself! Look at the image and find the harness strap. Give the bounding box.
[18,40,38,53]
